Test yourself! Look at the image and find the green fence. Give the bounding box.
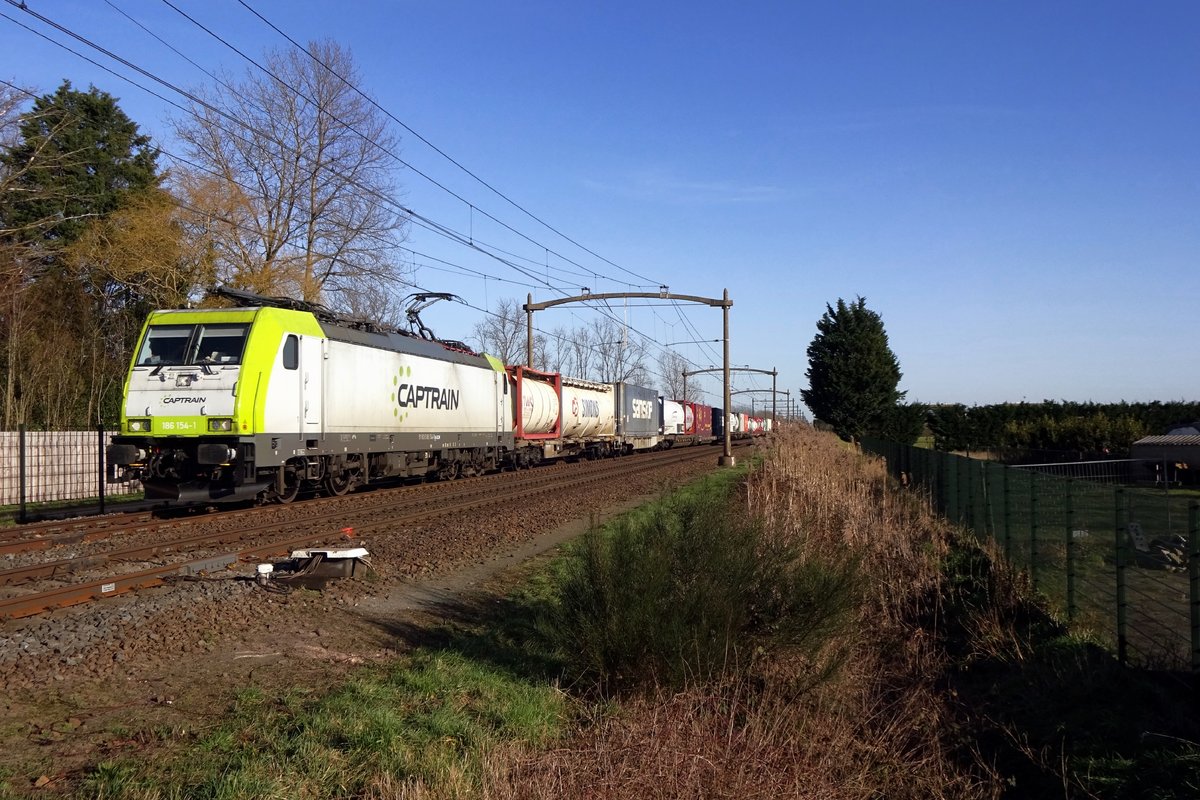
[862,439,1200,672]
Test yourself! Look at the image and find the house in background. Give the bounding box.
[1130,427,1200,487]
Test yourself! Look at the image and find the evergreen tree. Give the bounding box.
[801,297,904,441]
[0,82,161,426]
[1,81,159,247]
[875,401,928,446]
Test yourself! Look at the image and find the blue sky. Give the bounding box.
[2,1,1197,412]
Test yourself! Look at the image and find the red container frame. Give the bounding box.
[508,365,562,441]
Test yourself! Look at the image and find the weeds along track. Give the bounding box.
[0,445,730,621]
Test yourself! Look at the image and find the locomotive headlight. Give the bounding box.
[208,418,234,432]
[128,418,151,432]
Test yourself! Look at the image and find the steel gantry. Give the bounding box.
[730,387,797,422]
[683,366,778,423]
[524,289,736,466]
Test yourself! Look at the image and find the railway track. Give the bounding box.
[0,443,742,620]
[0,458,580,558]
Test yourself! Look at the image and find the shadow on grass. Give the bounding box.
[361,586,568,686]
[940,544,1200,799]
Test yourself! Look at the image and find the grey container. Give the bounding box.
[615,382,659,437]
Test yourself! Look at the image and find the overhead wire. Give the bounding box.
[1,2,742,386]
[3,1,577,298]
[0,73,698,391]
[91,1,695,363]
[233,0,664,289]
[0,4,574,295]
[156,0,658,294]
[145,0,721,370]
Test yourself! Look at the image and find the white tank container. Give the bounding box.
[662,400,685,435]
[561,384,615,438]
[518,376,560,434]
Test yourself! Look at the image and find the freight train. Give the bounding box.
[106,290,771,504]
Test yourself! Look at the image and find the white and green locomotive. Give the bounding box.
[107,294,513,503]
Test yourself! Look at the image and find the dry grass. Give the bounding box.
[478,425,1002,799]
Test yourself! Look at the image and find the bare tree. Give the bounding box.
[588,317,649,385]
[0,82,27,149]
[172,40,409,307]
[657,349,689,400]
[472,297,526,365]
[471,299,656,381]
[541,325,572,374]
[564,324,595,380]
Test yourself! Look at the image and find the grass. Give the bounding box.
[499,426,995,798]
[75,651,568,799]
[57,424,1200,798]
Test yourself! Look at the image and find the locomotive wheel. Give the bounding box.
[324,470,353,497]
[275,462,301,504]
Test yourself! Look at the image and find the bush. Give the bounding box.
[546,473,858,694]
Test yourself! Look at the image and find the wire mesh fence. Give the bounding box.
[863,439,1200,672]
[0,425,142,524]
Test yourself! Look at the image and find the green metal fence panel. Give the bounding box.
[1188,502,1198,670]
[1123,488,1191,667]
[861,438,1195,672]
[1068,480,1119,657]
[1116,489,1129,664]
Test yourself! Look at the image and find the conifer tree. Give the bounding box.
[801,297,904,441]
[1,81,159,248]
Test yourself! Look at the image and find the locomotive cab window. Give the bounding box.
[136,325,190,366]
[283,335,298,370]
[135,323,250,367]
[191,324,249,364]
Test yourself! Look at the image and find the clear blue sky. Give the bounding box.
[3,1,1197,412]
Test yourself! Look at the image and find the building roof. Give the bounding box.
[1132,435,1200,447]
[1167,424,1200,436]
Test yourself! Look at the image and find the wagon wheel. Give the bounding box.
[275,461,302,504]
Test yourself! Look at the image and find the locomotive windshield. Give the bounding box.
[136,324,250,366]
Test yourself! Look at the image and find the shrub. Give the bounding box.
[546,473,858,694]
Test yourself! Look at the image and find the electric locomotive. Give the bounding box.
[108,290,512,502]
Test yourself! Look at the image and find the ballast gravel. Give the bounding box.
[0,452,728,694]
